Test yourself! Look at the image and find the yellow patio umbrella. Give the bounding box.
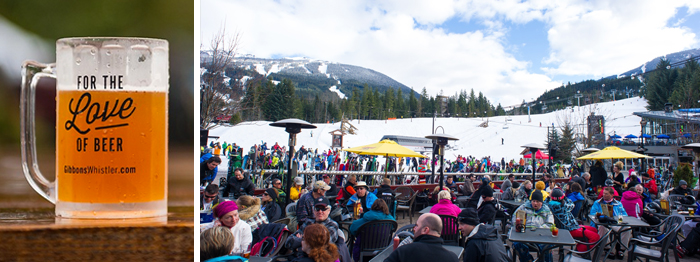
[577,146,652,160]
[344,139,425,177]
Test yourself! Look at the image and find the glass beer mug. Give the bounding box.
[20,37,168,218]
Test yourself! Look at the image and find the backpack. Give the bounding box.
[570,225,599,252]
[250,236,277,257]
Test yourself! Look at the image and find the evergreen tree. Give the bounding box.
[409,88,418,117]
[558,122,576,163]
[645,59,678,110]
[669,57,700,109]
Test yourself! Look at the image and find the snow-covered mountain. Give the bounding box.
[619,48,700,78]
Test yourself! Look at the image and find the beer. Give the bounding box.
[57,90,167,203]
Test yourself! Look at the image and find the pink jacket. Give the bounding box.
[430,199,461,217]
[621,191,643,218]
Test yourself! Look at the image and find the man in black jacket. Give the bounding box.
[224,168,255,199]
[200,184,221,211]
[467,177,493,208]
[457,208,509,262]
[589,160,607,188]
[385,213,459,262]
[477,189,498,224]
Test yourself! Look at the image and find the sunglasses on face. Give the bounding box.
[314,207,329,212]
[263,193,269,196]
[204,195,217,199]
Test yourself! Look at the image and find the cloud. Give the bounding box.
[200,0,699,107]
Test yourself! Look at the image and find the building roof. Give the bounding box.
[633,110,700,124]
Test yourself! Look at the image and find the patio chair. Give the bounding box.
[562,230,612,262]
[378,193,396,218]
[626,215,683,262]
[395,186,416,223]
[667,195,686,208]
[348,219,398,262]
[438,215,461,246]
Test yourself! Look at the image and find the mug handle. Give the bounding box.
[20,61,56,204]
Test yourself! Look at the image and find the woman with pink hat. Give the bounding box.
[201,200,253,255]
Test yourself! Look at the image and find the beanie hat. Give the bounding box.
[535,181,545,190]
[214,200,238,219]
[265,188,279,202]
[531,190,544,202]
[482,188,494,197]
[458,208,480,226]
[511,182,521,189]
[550,188,565,201]
[679,180,687,186]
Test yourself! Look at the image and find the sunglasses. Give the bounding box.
[314,206,329,212]
[263,193,269,196]
[204,195,217,200]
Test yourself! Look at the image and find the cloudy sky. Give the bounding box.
[200,0,700,107]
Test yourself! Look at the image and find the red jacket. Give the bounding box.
[644,179,658,195]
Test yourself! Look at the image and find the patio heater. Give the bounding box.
[425,132,458,191]
[522,143,545,184]
[639,119,647,172]
[270,119,317,206]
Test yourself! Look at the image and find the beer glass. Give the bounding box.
[21,37,169,218]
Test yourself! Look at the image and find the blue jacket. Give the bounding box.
[589,198,627,227]
[348,192,378,212]
[200,153,218,183]
[349,210,395,235]
[566,192,585,202]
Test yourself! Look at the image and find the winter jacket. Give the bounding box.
[263,201,282,222]
[621,190,643,218]
[239,204,269,231]
[511,200,554,229]
[200,153,218,184]
[430,199,462,217]
[290,186,303,201]
[463,224,510,262]
[566,192,585,202]
[348,192,378,214]
[589,198,627,227]
[296,217,340,244]
[502,187,516,200]
[589,164,607,188]
[203,255,246,262]
[546,198,578,231]
[385,234,459,262]
[348,210,395,235]
[571,176,586,191]
[200,194,222,211]
[515,187,531,200]
[467,184,493,208]
[224,175,255,199]
[671,186,693,196]
[462,180,476,196]
[296,192,325,225]
[501,179,512,193]
[477,200,498,224]
[200,220,253,255]
[644,179,658,195]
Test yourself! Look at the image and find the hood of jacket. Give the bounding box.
[468,224,499,241]
[238,204,262,221]
[622,190,640,201]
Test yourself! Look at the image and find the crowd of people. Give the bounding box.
[199,140,699,262]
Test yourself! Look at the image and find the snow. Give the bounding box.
[302,65,311,74]
[209,97,648,162]
[239,75,252,86]
[268,64,280,75]
[254,64,266,76]
[271,80,281,85]
[329,85,346,99]
[318,63,327,74]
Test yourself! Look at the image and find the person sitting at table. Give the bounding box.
[322,175,338,197]
[262,188,282,222]
[200,226,246,262]
[461,174,477,197]
[546,188,578,231]
[347,181,377,218]
[457,208,510,262]
[202,184,222,211]
[511,190,555,262]
[236,195,269,231]
[291,202,351,262]
[597,179,619,199]
[477,189,499,224]
[530,181,549,201]
[541,174,553,191]
[430,190,462,217]
[622,184,661,226]
[201,201,253,255]
[291,176,307,202]
[641,173,657,198]
[293,224,339,262]
[501,174,515,193]
[297,181,331,225]
[373,178,394,197]
[223,168,255,199]
[271,178,288,206]
[625,173,641,190]
[385,213,460,262]
[676,222,700,258]
[502,182,519,200]
[466,177,493,208]
[516,180,533,201]
[671,180,693,196]
[445,176,458,192]
[349,199,394,262]
[589,187,629,260]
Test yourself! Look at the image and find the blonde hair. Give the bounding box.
[438,190,451,200]
[522,180,532,188]
[614,161,624,170]
[236,195,261,210]
[201,226,235,261]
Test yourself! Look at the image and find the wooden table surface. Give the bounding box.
[0,148,194,261]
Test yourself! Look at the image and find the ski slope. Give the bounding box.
[210,97,648,162]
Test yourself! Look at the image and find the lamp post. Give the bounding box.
[270,119,317,206]
[522,143,545,183]
[639,119,647,172]
[426,131,458,191]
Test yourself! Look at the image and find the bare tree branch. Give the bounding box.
[200,25,241,130]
